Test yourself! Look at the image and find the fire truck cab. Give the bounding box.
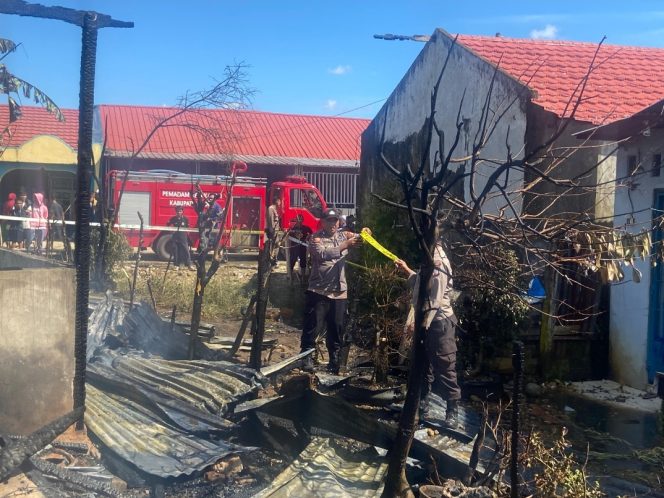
[107,170,327,260]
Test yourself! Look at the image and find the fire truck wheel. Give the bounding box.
[154,234,174,261]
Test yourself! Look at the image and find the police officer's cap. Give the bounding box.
[323,208,340,219]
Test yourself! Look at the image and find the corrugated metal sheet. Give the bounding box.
[87,293,125,361]
[253,437,386,498]
[90,352,262,417]
[85,385,248,478]
[85,350,264,478]
[98,105,368,163]
[119,302,224,361]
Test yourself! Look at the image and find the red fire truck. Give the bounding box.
[107,167,327,260]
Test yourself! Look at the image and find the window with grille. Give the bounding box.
[304,171,358,212]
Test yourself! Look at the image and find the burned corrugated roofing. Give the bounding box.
[85,385,249,479]
[87,294,125,361]
[85,350,263,478]
[108,354,260,413]
[253,437,387,498]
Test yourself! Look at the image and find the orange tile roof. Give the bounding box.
[455,33,664,125]
[98,105,369,166]
[0,105,78,149]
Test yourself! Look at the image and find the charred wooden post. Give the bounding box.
[250,240,272,370]
[72,11,98,429]
[128,211,144,309]
[510,340,524,498]
[230,294,257,356]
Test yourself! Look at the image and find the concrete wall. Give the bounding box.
[360,29,528,233]
[0,249,75,434]
[610,132,664,389]
[523,106,612,222]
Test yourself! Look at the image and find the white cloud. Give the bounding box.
[530,24,558,40]
[328,65,351,75]
[324,100,337,110]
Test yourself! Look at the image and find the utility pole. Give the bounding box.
[373,33,430,42]
[0,0,132,429]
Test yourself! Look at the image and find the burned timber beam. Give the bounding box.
[0,407,83,481]
[0,0,133,28]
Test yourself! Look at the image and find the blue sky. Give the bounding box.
[5,1,664,119]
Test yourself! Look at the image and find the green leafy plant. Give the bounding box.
[522,428,603,498]
[90,227,131,276]
[348,261,409,382]
[454,246,529,372]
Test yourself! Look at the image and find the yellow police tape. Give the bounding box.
[359,228,399,261]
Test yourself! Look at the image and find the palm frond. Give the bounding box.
[0,39,17,55]
[0,67,64,123]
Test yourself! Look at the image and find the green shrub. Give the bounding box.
[90,226,131,277]
[453,246,529,371]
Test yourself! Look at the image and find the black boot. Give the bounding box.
[326,352,340,374]
[444,399,459,428]
[302,355,314,372]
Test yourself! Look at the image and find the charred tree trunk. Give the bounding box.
[382,264,434,498]
[510,341,524,498]
[188,271,206,360]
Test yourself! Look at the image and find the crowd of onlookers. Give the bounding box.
[1,190,65,255]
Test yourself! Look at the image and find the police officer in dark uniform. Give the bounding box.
[167,206,194,270]
[300,208,361,373]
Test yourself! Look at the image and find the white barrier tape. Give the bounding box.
[0,214,208,233]
[287,236,308,247]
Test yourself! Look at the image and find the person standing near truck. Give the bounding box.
[300,208,362,373]
[288,214,312,275]
[167,206,194,270]
[266,194,282,264]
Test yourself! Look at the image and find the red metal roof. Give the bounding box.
[0,105,79,149]
[455,33,664,125]
[98,105,369,164]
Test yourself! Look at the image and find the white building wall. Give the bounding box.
[610,132,664,389]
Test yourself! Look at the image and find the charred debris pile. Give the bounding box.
[1,293,487,497]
